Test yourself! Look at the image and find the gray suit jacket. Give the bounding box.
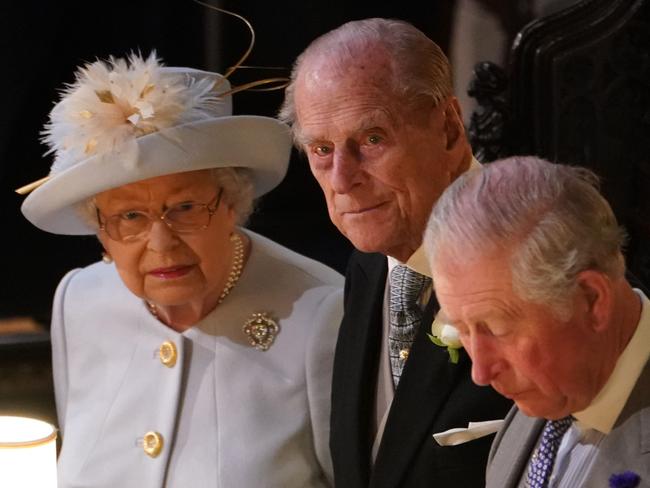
[486,360,650,488]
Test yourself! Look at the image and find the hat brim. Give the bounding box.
[22,115,291,235]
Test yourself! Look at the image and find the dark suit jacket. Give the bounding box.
[486,359,650,488]
[330,251,513,488]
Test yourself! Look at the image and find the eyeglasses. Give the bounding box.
[96,189,223,242]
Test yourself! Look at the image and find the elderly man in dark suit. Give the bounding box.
[426,155,649,488]
[279,18,512,487]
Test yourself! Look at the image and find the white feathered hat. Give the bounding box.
[20,52,291,235]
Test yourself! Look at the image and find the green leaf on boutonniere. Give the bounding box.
[448,347,460,364]
[427,333,445,347]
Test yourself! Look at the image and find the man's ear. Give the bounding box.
[576,270,612,332]
[441,97,471,180]
[444,97,464,152]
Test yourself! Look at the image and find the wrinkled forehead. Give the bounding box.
[298,44,395,91]
[294,54,400,125]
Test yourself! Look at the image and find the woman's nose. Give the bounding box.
[146,220,179,252]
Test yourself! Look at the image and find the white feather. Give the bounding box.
[42,52,221,174]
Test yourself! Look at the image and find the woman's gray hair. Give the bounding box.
[78,167,255,230]
[426,156,627,318]
[278,18,452,145]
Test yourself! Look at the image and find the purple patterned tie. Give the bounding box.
[388,265,431,387]
[526,416,573,488]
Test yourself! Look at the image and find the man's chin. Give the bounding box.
[340,229,388,254]
[515,398,569,420]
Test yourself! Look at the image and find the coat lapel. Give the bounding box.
[330,252,387,487]
[583,359,650,486]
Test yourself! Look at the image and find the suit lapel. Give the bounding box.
[583,359,650,486]
[370,293,468,487]
[331,252,387,487]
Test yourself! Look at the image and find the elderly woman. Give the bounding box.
[20,53,343,487]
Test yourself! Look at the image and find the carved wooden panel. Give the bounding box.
[468,0,650,288]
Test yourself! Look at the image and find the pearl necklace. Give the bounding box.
[218,231,245,304]
[145,232,245,319]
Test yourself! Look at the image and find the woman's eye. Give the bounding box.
[173,202,197,212]
[120,211,146,221]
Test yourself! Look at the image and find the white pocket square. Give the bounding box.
[433,419,504,446]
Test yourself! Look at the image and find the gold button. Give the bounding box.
[159,341,177,367]
[143,431,163,458]
[399,348,410,360]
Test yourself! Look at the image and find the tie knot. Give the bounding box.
[541,416,573,442]
[389,265,431,311]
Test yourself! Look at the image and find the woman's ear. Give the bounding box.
[97,234,112,263]
[576,270,612,332]
[97,232,108,251]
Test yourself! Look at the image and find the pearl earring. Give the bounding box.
[101,252,113,264]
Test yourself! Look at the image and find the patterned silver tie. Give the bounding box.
[388,264,431,387]
[525,416,573,488]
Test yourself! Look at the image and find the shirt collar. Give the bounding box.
[573,288,650,433]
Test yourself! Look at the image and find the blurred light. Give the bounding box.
[0,416,57,488]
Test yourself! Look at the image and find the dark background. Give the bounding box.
[6,0,619,426]
[1,1,462,324]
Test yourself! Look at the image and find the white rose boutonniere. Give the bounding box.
[427,314,463,364]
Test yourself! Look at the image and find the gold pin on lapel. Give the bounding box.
[243,312,279,351]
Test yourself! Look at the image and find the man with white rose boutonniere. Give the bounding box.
[425,156,650,488]
[279,18,512,488]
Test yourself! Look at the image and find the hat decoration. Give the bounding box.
[42,52,222,175]
[19,5,294,236]
[16,4,289,196]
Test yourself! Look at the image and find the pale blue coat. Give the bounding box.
[51,230,344,487]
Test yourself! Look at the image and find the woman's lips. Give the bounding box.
[148,265,193,279]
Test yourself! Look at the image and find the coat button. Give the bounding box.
[159,341,177,367]
[399,348,410,360]
[143,431,164,458]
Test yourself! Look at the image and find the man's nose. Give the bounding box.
[466,334,504,386]
[330,146,361,194]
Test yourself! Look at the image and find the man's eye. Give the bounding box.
[314,145,332,157]
[367,134,382,145]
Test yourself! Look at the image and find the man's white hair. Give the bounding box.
[425,156,626,319]
[278,17,453,147]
